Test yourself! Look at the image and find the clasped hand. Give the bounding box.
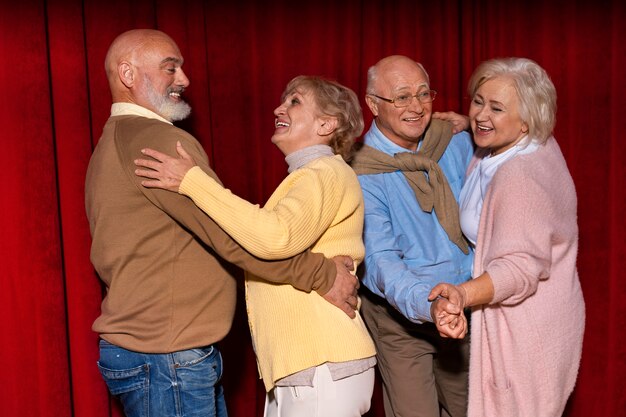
[428,283,468,339]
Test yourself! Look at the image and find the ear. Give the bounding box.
[521,121,529,134]
[118,61,135,88]
[317,116,338,137]
[365,95,379,117]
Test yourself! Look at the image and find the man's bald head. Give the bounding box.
[103,29,190,121]
[105,29,177,88]
[366,55,430,95]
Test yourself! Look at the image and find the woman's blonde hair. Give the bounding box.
[282,76,364,161]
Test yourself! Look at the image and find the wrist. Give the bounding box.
[316,257,336,295]
[458,284,469,309]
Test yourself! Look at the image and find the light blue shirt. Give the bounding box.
[357,122,475,323]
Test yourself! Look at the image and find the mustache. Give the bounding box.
[167,87,186,95]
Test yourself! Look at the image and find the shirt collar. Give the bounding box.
[110,102,173,125]
[363,120,421,156]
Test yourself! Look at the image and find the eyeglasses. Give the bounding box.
[370,90,437,108]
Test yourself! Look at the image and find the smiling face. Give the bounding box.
[271,88,332,156]
[366,56,432,151]
[469,76,529,156]
[131,37,191,121]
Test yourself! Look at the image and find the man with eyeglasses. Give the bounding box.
[351,55,474,417]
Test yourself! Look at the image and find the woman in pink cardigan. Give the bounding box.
[429,58,585,417]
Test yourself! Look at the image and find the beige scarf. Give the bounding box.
[351,119,469,254]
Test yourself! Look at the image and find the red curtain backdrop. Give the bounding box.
[1,0,624,416]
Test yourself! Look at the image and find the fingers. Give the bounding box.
[322,259,360,318]
[447,315,468,339]
[134,158,159,170]
[140,179,164,189]
[436,318,466,339]
[437,311,459,327]
[342,303,357,319]
[431,295,461,316]
[140,147,170,162]
[340,255,354,270]
[430,111,468,134]
[134,166,169,187]
[348,279,358,297]
[438,298,462,316]
[135,167,160,180]
[134,168,151,178]
[346,295,358,310]
[428,284,445,301]
[429,283,466,311]
[322,287,357,318]
[176,141,194,162]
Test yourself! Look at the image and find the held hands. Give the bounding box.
[322,256,359,319]
[134,141,197,192]
[432,111,470,134]
[428,283,468,339]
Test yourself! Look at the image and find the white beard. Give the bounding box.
[143,77,191,122]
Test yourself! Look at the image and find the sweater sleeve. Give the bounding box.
[114,119,337,295]
[481,160,556,305]
[179,162,341,259]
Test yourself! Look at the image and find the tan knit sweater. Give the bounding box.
[85,112,336,353]
[180,155,376,390]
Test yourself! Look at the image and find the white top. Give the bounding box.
[459,139,539,245]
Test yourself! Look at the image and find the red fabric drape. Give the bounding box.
[1,1,624,416]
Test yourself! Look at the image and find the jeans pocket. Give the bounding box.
[173,345,222,388]
[174,345,215,367]
[97,341,150,417]
[97,362,149,396]
[97,362,150,417]
[172,346,225,416]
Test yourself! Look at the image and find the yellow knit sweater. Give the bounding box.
[179,155,376,391]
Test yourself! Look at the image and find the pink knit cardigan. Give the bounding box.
[467,138,585,417]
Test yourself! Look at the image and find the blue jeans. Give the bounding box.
[97,339,227,417]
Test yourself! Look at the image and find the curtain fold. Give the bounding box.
[604,2,626,415]
[1,1,623,416]
[47,0,108,414]
[0,1,71,416]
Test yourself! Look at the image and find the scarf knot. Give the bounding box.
[351,119,469,254]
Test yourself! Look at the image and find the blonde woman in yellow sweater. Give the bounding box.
[134,76,376,417]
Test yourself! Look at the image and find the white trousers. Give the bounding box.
[263,364,375,417]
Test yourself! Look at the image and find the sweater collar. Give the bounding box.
[285,145,335,173]
[110,103,173,125]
